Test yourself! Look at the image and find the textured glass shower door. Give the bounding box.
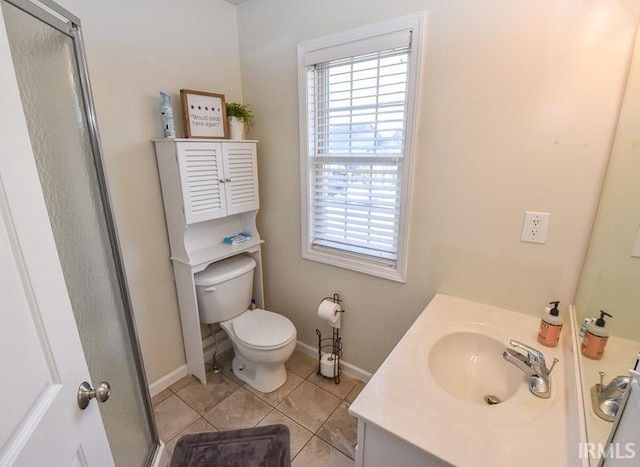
[2,1,158,466]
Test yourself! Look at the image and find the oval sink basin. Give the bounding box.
[429,331,522,405]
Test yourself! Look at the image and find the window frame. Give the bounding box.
[297,13,425,283]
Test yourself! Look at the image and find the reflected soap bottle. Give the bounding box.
[582,311,612,360]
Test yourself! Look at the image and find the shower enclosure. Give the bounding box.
[1,0,160,465]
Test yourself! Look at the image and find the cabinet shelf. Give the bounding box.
[153,138,259,143]
[172,238,265,271]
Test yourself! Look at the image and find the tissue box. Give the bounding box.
[223,232,252,245]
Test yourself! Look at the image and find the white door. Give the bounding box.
[0,11,113,466]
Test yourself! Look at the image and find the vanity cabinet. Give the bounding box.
[354,421,447,467]
[153,138,264,384]
[349,294,574,467]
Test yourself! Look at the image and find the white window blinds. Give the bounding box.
[306,40,411,265]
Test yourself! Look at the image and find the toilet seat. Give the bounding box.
[232,308,296,350]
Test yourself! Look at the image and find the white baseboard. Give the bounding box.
[148,364,189,397]
[203,330,233,362]
[148,330,230,396]
[295,340,373,382]
[149,335,373,396]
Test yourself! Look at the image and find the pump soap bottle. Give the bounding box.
[537,300,563,347]
[581,311,612,360]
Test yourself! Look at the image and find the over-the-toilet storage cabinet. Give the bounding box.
[153,139,264,384]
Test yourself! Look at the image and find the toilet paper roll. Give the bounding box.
[318,300,341,328]
[320,353,339,378]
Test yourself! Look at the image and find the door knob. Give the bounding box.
[77,381,111,410]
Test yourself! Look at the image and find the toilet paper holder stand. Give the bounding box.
[316,293,344,384]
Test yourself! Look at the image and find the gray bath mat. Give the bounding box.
[169,424,291,467]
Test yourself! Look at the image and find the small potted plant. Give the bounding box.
[226,102,254,140]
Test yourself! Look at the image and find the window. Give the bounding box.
[298,14,424,282]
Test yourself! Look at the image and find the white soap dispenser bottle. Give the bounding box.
[537,300,563,347]
[581,310,612,360]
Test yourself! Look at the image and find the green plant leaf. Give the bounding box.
[226,102,254,127]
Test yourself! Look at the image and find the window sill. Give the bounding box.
[302,247,406,283]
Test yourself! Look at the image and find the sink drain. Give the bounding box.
[484,395,501,405]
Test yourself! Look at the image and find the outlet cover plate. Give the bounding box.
[521,211,550,244]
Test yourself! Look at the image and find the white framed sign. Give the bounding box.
[180,89,228,138]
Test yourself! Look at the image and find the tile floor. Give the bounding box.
[152,350,366,466]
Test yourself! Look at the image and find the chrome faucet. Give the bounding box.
[591,372,630,422]
[502,340,558,399]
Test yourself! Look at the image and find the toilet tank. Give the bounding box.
[194,255,256,324]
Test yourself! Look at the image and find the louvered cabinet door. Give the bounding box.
[222,142,259,215]
[176,142,227,223]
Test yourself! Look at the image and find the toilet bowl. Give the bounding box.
[221,308,296,392]
[194,255,297,393]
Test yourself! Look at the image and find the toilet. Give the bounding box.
[194,255,297,393]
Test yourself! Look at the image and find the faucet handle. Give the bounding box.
[509,340,545,364]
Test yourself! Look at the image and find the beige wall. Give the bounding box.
[236,0,638,372]
[575,27,640,341]
[55,0,243,383]
[39,0,639,382]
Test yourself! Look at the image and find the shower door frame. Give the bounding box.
[3,0,162,464]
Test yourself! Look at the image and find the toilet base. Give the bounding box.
[231,353,287,393]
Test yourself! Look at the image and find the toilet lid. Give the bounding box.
[233,308,296,349]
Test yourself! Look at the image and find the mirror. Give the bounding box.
[574,23,640,464]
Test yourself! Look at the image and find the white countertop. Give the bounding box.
[348,294,570,467]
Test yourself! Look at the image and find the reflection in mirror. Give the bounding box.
[574,24,640,466]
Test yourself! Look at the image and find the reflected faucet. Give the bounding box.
[502,340,558,399]
[591,372,630,422]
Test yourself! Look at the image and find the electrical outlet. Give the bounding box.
[521,211,550,244]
